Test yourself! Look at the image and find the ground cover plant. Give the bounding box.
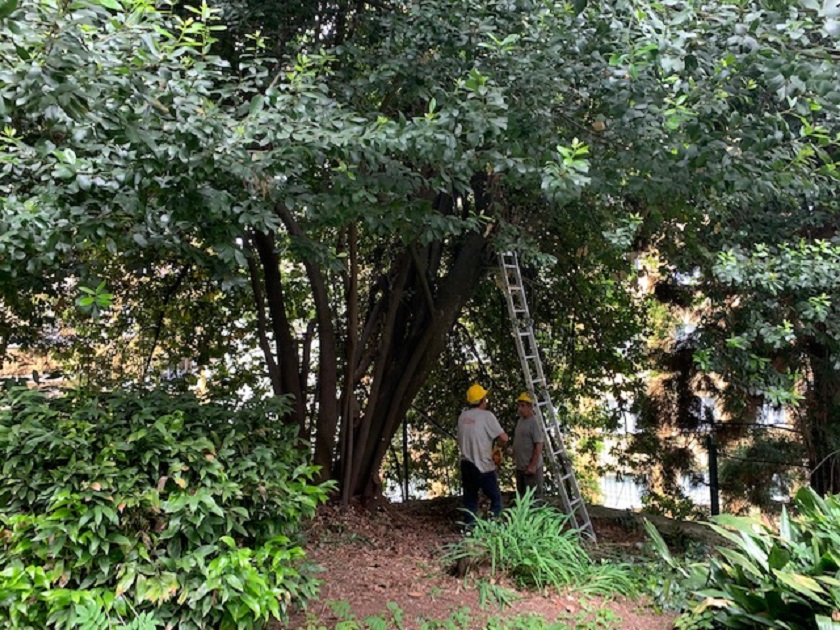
[299,599,622,629]
[645,487,840,629]
[0,385,331,629]
[283,496,678,629]
[443,490,637,597]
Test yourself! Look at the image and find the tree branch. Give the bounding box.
[140,264,191,382]
[245,241,282,395]
[252,230,307,430]
[349,253,411,493]
[273,202,339,474]
[341,223,360,505]
[409,245,437,317]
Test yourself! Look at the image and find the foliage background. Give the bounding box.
[0,386,330,628]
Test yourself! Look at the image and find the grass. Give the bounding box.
[443,489,638,597]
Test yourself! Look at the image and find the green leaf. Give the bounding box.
[643,519,674,566]
[249,95,265,116]
[772,570,829,605]
[779,506,792,541]
[225,574,244,591]
[0,0,18,20]
[768,544,791,571]
[240,592,262,617]
[817,615,840,630]
[795,487,827,519]
[115,566,136,596]
[717,547,765,580]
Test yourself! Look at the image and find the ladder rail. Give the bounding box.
[498,251,596,541]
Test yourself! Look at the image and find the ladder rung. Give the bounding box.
[498,251,595,543]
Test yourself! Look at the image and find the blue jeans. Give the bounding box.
[460,459,503,523]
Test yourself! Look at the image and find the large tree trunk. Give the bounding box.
[250,181,496,501]
[274,204,339,480]
[804,344,840,496]
[248,225,339,478]
[346,229,492,501]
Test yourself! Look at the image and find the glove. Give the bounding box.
[492,445,503,466]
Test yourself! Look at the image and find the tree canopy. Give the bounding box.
[2,0,840,503]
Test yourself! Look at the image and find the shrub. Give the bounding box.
[443,489,636,597]
[645,487,840,629]
[0,386,331,629]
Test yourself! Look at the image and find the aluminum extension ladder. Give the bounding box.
[498,251,596,541]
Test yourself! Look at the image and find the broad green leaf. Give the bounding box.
[115,566,136,596]
[249,95,264,116]
[779,506,792,541]
[772,570,829,605]
[817,615,840,630]
[0,0,18,20]
[768,544,791,571]
[718,547,765,580]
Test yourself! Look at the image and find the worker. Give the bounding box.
[513,391,544,499]
[457,383,509,523]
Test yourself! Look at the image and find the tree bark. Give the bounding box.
[246,251,282,395]
[251,182,495,501]
[804,343,840,496]
[349,229,492,501]
[251,230,307,431]
[273,204,340,476]
[340,224,360,503]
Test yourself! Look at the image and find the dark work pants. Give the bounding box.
[515,468,544,499]
[460,459,503,523]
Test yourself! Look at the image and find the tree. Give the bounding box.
[705,239,840,496]
[582,0,840,504]
[3,0,840,505]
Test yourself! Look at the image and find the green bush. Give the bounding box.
[443,489,636,597]
[645,487,840,629]
[0,386,331,629]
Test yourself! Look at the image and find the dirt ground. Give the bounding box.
[282,496,677,629]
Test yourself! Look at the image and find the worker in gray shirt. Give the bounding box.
[513,392,544,498]
[457,383,509,523]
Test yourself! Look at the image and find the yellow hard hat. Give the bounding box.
[517,392,534,404]
[466,383,488,404]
